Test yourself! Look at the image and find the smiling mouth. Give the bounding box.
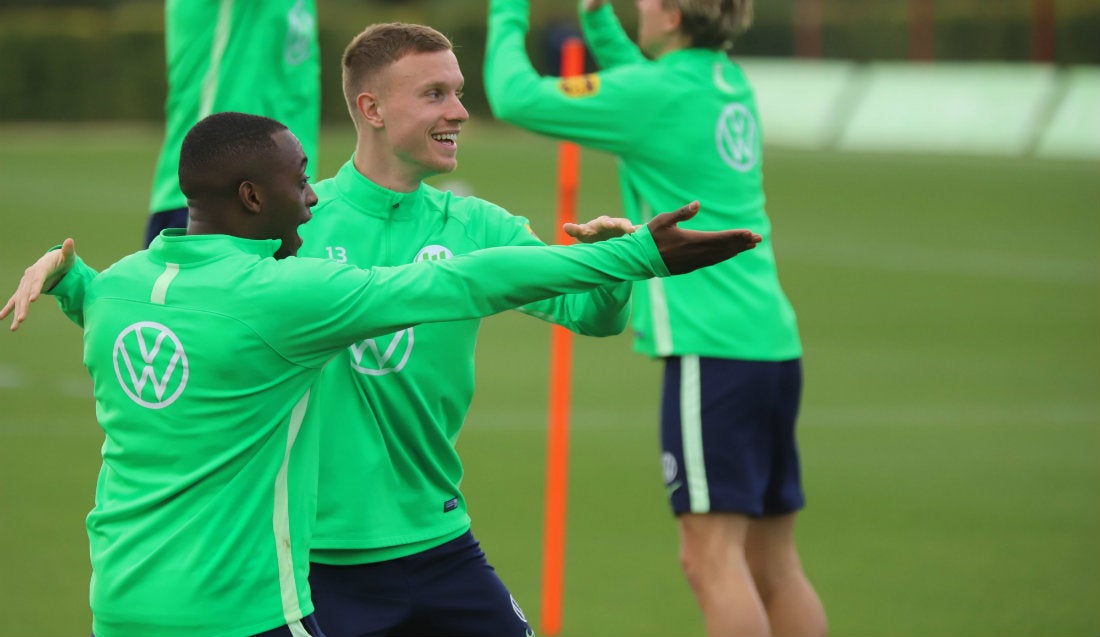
[431,132,458,146]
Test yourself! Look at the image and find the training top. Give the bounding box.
[49,228,663,637]
[486,0,801,361]
[302,161,632,563]
[149,0,320,215]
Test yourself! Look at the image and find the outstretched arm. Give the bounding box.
[1,238,76,331]
[648,201,761,274]
[515,214,640,336]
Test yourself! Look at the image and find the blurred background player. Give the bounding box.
[485,1,827,635]
[144,0,321,247]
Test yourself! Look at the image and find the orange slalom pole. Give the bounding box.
[541,36,585,637]
[1030,0,1055,62]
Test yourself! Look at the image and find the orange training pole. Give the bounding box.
[541,36,585,637]
[1030,0,1055,63]
[908,0,935,61]
[793,0,823,59]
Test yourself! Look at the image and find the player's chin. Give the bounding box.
[433,158,458,177]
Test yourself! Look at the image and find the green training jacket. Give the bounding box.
[49,227,664,637]
[149,0,320,214]
[302,161,632,564]
[486,0,801,361]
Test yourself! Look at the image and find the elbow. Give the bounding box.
[484,73,536,124]
[486,90,522,124]
[576,312,629,337]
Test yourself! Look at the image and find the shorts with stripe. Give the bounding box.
[660,356,805,517]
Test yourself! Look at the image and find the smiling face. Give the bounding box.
[254,129,317,258]
[360,49,469,190]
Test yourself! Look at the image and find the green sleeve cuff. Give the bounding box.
[48,252,97,328]
[632,225,670,278]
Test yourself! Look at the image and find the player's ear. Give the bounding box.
[239,180,263,214]
[667,7,683,33]
[357,91,384,129]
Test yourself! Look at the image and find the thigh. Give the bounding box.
[309,560,410,637]
[398,531,533,637]
[660,356,804,517]
[761,359,805,516]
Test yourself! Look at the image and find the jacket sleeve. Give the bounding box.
[493,212,631,337]
[485,0,654,156]
[48,254,99,328]
[275,227,668,365]
[579,1,647,70]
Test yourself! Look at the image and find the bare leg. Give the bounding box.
[678,512,770,637]
[745,513,827,637]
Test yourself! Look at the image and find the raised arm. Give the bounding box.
[579,0,648,70]
[485,0,653,154]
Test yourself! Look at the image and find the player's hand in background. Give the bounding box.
[0,238,76,331]
[563,215,638,244]
[582,0,609,11]
[647,201,761,275]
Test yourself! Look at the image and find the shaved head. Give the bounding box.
[178,112,289,200]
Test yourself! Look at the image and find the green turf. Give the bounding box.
[0,123,1097,637]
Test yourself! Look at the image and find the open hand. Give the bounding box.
[0,238,76,331]
[563,215,639,244]
[647,202,761,275]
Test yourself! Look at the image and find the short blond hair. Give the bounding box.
[341,23,453,118]
[665,0,753,50]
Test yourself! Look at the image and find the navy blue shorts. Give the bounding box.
[660,356,805,517]
[144,206,188,248]
[308,531,533,637]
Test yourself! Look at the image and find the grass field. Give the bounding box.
[0,122,1097,637]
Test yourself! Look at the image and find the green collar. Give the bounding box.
[332,159,426,220]
[148,229,281,263]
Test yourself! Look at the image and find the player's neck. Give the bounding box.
[353,150,424,194]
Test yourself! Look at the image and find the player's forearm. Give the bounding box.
[518,280,631,336]
[484,0,541,122]
[48,254,97,328]
[579,0,647,69]
[485,1,635,153]
[359,228,665,335]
